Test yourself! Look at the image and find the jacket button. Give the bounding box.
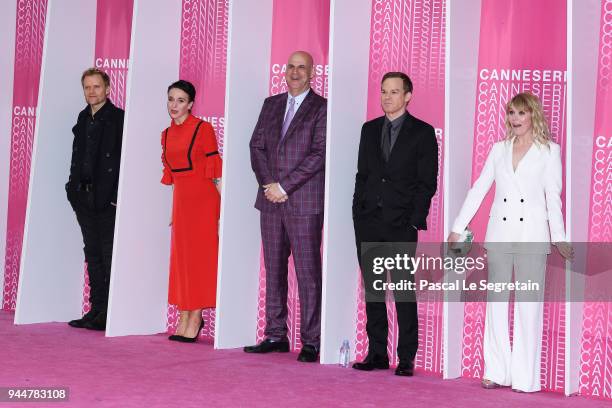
[106,153,111,158]
[107,168,113,172]
[503,217,506,221]
[520,198,524,203]
[520,217,524,221]
[503,198,507,202]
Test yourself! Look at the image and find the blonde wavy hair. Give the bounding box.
[504,92,551,146]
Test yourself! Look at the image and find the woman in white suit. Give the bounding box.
[448,93,573,392]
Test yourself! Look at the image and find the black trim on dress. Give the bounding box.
[163,120,203,173]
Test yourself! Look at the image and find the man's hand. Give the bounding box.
[264,183,288,203]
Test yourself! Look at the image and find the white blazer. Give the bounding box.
[451,139,566,254]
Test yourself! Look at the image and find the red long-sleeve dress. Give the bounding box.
[161,114,222,310]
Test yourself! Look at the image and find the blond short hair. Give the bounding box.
[81,67,110,88]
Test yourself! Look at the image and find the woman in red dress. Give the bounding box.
[161,80,222,342]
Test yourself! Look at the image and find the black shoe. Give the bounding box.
[395,361,414,377]
[297,345,319,362]
[68,310,98,329]
[84,312,107,331]
[174,319,204,343]
[243,338,290,353]
[352,354,390,371]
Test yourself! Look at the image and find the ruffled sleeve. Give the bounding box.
[202,122,222,179]
[161,130,173,185]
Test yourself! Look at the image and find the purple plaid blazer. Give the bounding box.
[250,90,327,215]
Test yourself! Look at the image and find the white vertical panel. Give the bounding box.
[443,0,482,379]
[0,0,17,291]
[15,0,97,324]
[565,0,600,396]
[214,0,274,348]
[105,0,181,337]
[319,0,371,364]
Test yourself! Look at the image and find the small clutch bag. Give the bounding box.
[449,228,473,257]
[458,228,474,243]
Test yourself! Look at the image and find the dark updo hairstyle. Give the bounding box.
[167,80,196,103]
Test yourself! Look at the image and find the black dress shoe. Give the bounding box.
[68,310,98,328]
[243,338,290,353]
[84,313,107,331]
[352,354,390,371]
[395,361,414,376]
[174,319,204,343]
[297,345,319,362]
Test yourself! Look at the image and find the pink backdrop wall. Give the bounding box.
[256,0,330,350]
[167,0,229,339]
[1,0,133,313]
[355,0,446,372]
[2,0,47,311]
[580,0,612,399]
[460,0,567,393]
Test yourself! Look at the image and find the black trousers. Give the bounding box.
[354,209,418,363]
[74,203,116,314]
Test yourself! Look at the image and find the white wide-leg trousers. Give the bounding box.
[483,251,547,392]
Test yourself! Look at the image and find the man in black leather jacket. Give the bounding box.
[65,68,124,331]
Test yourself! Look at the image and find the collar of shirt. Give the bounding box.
[383,111,407,131]
[284,88,310,116]
[89,100,110,121]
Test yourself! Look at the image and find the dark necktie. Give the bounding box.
[382,122,392,162]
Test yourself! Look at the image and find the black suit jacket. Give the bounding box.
[352,112,438,229]
[66,101,124,211]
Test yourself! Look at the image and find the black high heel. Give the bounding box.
[175,319,204,343]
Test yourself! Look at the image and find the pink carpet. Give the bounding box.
[0,311,606,408]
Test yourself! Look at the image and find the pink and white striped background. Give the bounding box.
[580,0,612,399]
[356,0,446,372]
[461,0,567,392]
[2,0,47,311]
[1,0,133,314]
[1,2,609,398]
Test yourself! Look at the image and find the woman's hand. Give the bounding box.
[447,232,461,243]
[554,241,574,260]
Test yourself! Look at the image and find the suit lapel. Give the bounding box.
[278,90,315,147]
[271,93,287,146]
[372,117,385,163]
[505,138,515,176]
[504,138,529,194]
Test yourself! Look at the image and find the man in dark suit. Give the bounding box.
[65,68,124,331]
[352,72,438,376]
[245,51,327,362]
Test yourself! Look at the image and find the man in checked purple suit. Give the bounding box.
[244,51,327,363]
